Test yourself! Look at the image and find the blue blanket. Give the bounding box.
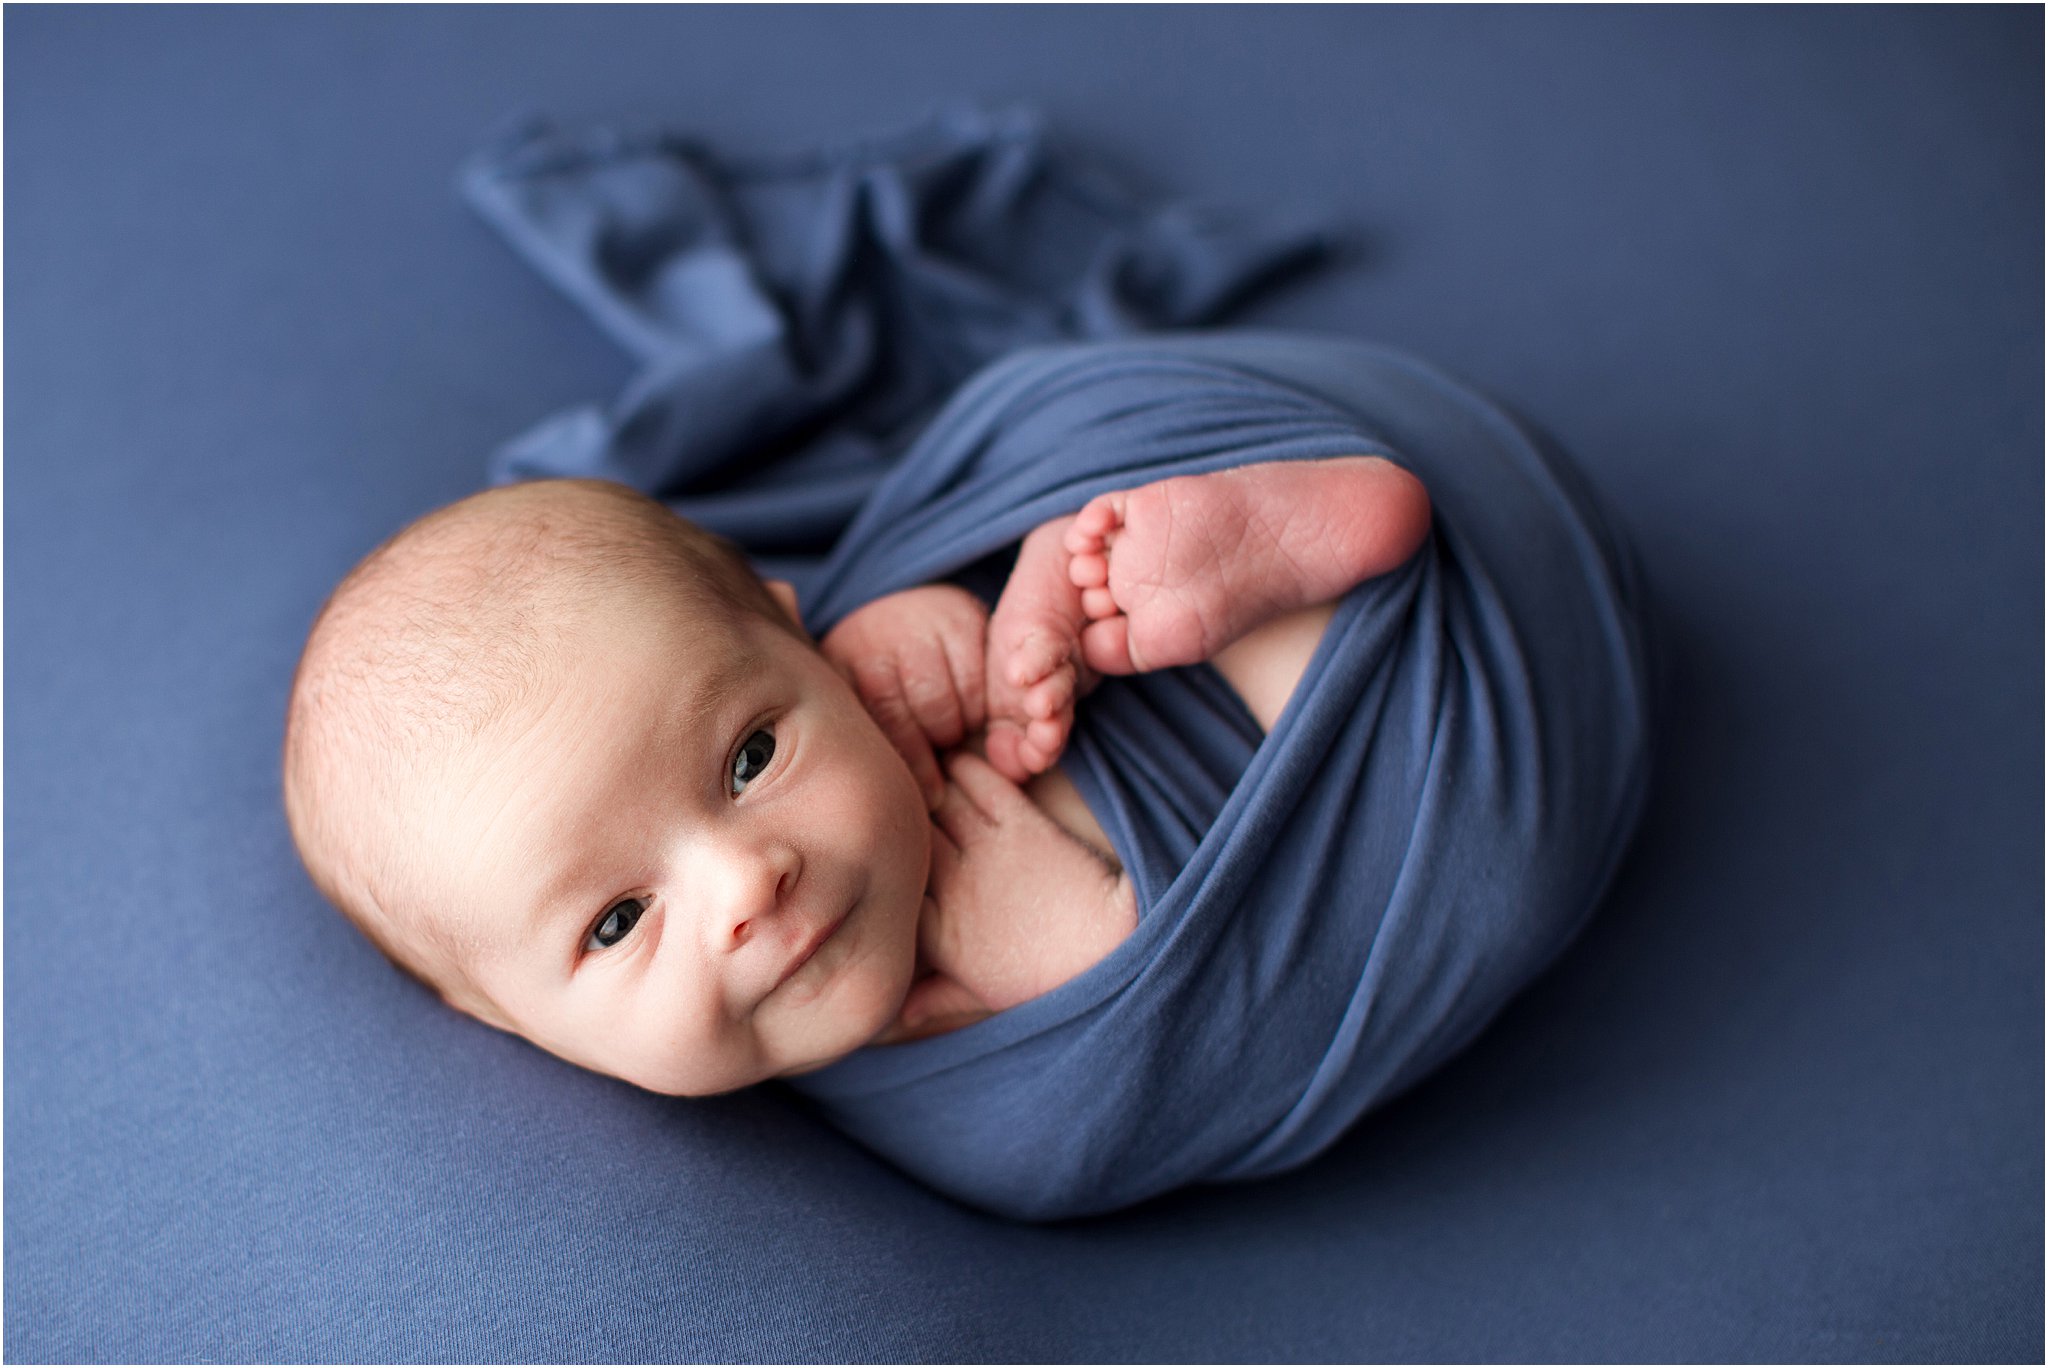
[462,107,1654,1220]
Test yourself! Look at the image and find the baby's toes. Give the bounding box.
[1067,550,1109,591]
[1080,615,1140,676]
[1061,519,1100,559]
[1066,492,1126,551]
[1081,586,1119,621]
[1023,716,1069,771]
[1024,665,1074,720]
[1000,624,1070,690]
[983,721,1034,784]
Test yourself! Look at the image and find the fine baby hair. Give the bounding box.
[282,477,793,1003]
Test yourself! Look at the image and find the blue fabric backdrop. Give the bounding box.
[7,4,2040,1361]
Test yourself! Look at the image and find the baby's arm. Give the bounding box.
[819,585,989,807]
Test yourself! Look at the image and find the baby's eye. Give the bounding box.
[586,897,645,953]
[731,727,776,796]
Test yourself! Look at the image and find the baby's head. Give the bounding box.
[283,479,930,1094]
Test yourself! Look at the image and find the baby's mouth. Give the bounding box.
[772,905,850,996]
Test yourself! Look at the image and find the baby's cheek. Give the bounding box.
[849,710,936,877]
[850,882,925,1039]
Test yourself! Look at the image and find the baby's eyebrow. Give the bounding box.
[672,641,764,738]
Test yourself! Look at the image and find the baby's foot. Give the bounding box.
[1065,456,1431,675]
[984,516,1094,782]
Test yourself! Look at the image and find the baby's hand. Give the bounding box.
[921,751,1137,1013]
[820,586,990,807]
[871,959,993,1045]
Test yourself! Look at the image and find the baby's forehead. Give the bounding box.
[419,589,769,825]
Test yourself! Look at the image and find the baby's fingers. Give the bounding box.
[931,773,990,847]
[852,661,945,806]
[981,721,1036,786]
[935,614,988,738]
[944,749,1034,823]
[894,725,945,809]
[899,642,971,752]
[926,820,962,890]
[894,971,991,1036]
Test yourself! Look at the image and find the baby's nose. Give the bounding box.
[707,839,800,949]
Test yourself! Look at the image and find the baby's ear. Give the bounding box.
[764,579,807,635]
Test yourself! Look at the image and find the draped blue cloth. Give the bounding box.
[460,102,1335,584]
[463,108,1653,1220]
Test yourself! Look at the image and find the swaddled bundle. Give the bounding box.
[462,107,1653,1219]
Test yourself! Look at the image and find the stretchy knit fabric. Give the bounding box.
[464,108,1653,1220]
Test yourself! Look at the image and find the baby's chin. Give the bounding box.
[766,887,924,1081]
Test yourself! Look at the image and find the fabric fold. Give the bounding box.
[463,108,1652,1219]
[460,102,1335,574]
[782,334,1652,1219]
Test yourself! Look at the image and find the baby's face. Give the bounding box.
[414,588,930,1095]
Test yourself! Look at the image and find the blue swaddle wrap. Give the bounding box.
[460,102,1334,584]
[463,108,1654,1220]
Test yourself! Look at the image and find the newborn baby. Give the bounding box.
[283,458,1430,1096]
